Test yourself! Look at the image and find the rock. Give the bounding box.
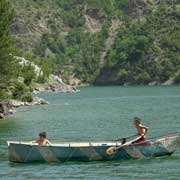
[31,72,79,94]
[85,14,102,33]
[123,82,131,86]
[125,0,153,18]
[67,75,81,86]
[10,98,48,107]
[33,82,78,94]
[9,100,25,107]
[162,78,174,86]
[0,97,48,119]
[148,81,159,86]
[0,101,16,118]
[33,87,45,94]
[0,101,9,115]
[0,113,4,119]
[49,74,65,85]
[14,56,79,94]
[9,109,16,114]
[32,97,49,105]
[46,74,79,93]
[40,99,49,105]
[15,56,43,78]
[84,9,105,33]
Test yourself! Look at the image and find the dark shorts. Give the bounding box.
[133,136,147,144]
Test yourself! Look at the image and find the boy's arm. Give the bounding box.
[141,125,148,136]
[138,124,148,136]
[46,140,51,145]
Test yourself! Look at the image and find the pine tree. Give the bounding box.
[0,0,16,99]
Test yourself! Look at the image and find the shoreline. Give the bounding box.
[0,97,49,119]
[0,85,81,119]
[0,84,80,119]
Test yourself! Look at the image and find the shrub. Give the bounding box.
[117,69,128,84]
[12,82,26,99]
[0,89,8,100]
[21,93,33,102]
[174,72,180,84]
[135,71,151,84]
[20,65,36,86]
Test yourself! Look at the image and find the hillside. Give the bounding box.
[9,0,180,85]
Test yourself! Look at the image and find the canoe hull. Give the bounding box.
[8,134,180,163]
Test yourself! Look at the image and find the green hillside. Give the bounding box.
[7,0,180,85]
[96,2,180,85]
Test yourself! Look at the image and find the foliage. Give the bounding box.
[8,0,180,85]
[0,89,9,100]
[96,2,180,85]
[21,92,33,102]
[34,28,106,83]
[0,0,17,90]
[174,72,180,84]
[12,81,26,100]
[11,81,32,102]
[18,64,36,86]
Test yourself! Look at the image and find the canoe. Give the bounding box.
[7,133,180,163]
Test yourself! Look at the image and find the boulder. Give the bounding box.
[0,113,4,119]
[0,97,48,119]
[32,97,49,105]
[0,101,9,115]
[148,81,159,86]
[9,100,25,107]
[67,75,81,86]
[0,101,16,118]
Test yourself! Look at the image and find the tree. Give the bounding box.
[0,0,17,99]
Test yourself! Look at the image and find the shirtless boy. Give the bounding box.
[133,117,148,143]
[32,132,50,145]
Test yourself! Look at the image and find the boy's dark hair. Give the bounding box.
[39,132,46,138]
[134,117,141,123]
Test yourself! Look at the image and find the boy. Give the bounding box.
[133,117,148,143]
[33,132,50,145]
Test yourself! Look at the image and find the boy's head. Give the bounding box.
[134,117,141,126]
[39,132,46,140]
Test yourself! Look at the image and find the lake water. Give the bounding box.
[0,86,180,180]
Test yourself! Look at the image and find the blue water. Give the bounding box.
[0,86,180,180]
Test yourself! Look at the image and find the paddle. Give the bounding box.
[107,136,142,155]
[114,134,138,142]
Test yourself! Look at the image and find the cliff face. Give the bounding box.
[9,0,180,85]
[10,0,152,49]
[125,0,154,18]
[10,2,64,50]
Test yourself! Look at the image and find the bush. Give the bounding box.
[174,72,180,84]
[135,71,151,84]
[12,82,26,99]
[21,93,33,102]
[36,75,46,83]
[20,65,36,86]
[0,89,8,100]
[117,69,128,84]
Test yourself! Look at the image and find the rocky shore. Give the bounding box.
[32,74,79,94]
[33,83,78,94]
[0,97,48,119]
[0,73,79,119]
[0,101,14,119]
